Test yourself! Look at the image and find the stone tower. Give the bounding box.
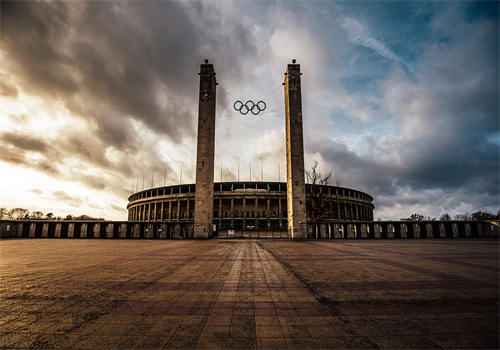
[194,60,216,238]
[284,60,307,239]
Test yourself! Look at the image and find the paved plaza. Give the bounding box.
[0,239,498,349]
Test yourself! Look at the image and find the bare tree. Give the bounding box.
[471,210,496,221]
[455,213,471,221]
[305,161,332,225]
[30,211,44,219]
[409,213,424,221]
[0,208,8,220]
[10,208,29,220]
[440,213,451,221]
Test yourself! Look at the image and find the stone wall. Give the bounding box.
[1,220,498,240]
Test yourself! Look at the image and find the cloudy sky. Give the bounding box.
[1,1,498,220]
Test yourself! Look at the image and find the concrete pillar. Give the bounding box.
[160,202,164,221]
[42,223,48,238]
[168,201,172,220]
[218,198,222,220]
[81,223,88,238]
[16,223,23,237]
[230,198,234,220]
[54,223,61,238]
[439,223,446,238]
[360,224,367,238]
[333,224,341,239]
[374,224,381,239]
[93,223,100,238]
[426,223,433,238]
[267,199,270,219]
[243,198,246,228]
[119,224,126,238]
[477,222,484,237]
[413,223,420,238]
[194,60,217,238]
[400,223,407,238]
[68,223,74,238]
[284,61,307,239]
[29,223,36,238]
[345,224,353,238]
[452,223,459,238]
[465,223,471,237]
[320,224,326,239]
[106,223,113,238]
[254,198,259,235]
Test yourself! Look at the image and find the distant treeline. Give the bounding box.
[403,210,500,222]
[0,208,105,221]
[1,207,498,222]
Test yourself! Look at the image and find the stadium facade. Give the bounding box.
[127,181,374,237]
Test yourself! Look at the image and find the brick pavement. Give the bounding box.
[0,239,498,349]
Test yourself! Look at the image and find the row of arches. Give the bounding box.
[128,197,374,222]
[2,220,495,239]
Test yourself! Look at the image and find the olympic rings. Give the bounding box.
[233,100,266,115]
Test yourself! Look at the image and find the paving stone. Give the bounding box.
[196,337,227,349]
[256,337,288,349]
[132,335,170,349]
[0,239,498,349]
[201,325,230,338]
[256,325,283,338]
[226,336,256,349]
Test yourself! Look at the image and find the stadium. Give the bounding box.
[127,181,374,238]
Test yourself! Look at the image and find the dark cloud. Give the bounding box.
[110,204,126,212]
[309,7,499,217]
[1,0,260,210]
[1,1,258,149]
[52,190,82,207]
[0,131,48,153]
